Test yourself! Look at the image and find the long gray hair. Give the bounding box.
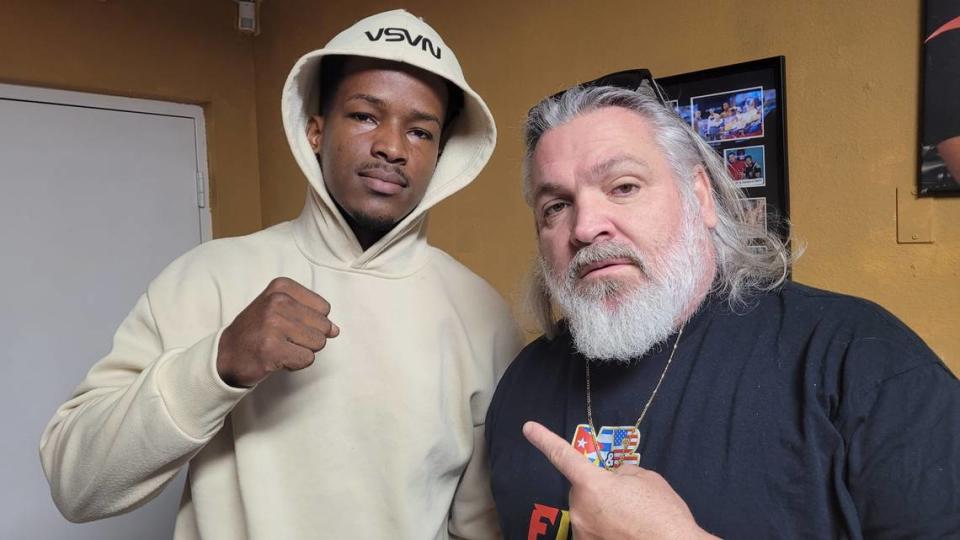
[523,83,799,337]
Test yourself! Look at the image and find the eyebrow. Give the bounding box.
[529,181,566,205]
[344,93,442,127]
[408,110,442,127]
[588,154,651,180]
[530,154,652,204]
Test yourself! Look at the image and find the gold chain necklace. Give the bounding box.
[585,323,685,470]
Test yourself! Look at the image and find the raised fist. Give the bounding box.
[216,277,340,388]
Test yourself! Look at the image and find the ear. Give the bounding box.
[306,115,324,155]
[691,164,718,229]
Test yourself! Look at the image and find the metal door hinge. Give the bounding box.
[196,169,207,208]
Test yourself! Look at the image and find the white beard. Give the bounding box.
[540,201,711,363]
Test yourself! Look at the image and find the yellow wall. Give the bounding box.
[254,0,958,371]
[1,0,263,238]
[7,2,955,371]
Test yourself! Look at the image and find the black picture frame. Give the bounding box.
[658,56,790,240]
[918,0,960,195]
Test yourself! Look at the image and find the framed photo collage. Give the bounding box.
[659,56,789,241]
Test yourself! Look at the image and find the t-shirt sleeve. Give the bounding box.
[841,336,960,537]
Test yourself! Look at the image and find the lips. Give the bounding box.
[359,169,407,187]
[358,169,407,195]
[577,258,636,279]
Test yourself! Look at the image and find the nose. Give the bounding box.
[371,123,407,165]
[570,196,614,247]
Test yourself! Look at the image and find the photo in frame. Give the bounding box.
[918,0,960,195]
[723,145,766,189]
[658,56,789,240]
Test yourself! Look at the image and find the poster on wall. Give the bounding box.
[919,0,960,195]
[658,56,789,241]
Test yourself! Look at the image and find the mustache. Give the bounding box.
[356,161,410,186]
[566,241,647,282]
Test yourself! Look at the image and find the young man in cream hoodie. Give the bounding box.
[41,10,521,539]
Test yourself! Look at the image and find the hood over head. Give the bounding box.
[282,9,497,274]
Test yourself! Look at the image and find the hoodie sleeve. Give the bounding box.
[38,256,249,523]
[448,425,504,539]
[448,305,524,539]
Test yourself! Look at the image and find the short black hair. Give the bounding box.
[318,55,464,133]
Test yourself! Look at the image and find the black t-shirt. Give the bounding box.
[486,282,959,539]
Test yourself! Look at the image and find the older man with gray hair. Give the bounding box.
[485,70,959,539]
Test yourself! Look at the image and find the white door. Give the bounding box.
[0,84,211,539]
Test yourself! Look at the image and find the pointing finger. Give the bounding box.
[523,421,599,486]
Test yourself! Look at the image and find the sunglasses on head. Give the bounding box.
[545,68,669,107]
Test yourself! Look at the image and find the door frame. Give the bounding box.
[0,83,213,241]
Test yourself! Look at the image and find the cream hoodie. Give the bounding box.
[40,9,522,539]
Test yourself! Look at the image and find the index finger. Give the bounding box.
[523,421,600,486]
[270,277,332,315]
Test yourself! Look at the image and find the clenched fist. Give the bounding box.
[217,277,340,388]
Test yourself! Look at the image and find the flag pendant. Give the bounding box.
[570,424,642,469]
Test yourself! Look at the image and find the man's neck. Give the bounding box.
[327,199,395,251]
[351,225,386,251]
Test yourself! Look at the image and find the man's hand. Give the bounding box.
[217,277,340,388]
[523,421,717,540]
